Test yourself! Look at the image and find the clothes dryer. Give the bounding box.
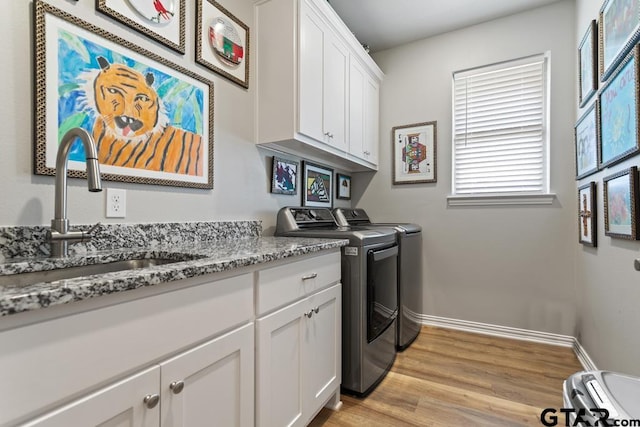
[334,208,422,350]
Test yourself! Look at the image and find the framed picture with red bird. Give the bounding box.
[196,0,250,89]
[97,0,186,54]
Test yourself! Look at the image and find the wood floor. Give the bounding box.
[309,325,583,426]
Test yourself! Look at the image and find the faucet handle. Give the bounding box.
[86,222,102,236]
[79,222,102,242]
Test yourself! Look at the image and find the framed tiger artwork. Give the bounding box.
[34,1,214,189]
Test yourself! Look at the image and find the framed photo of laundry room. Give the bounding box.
[597,45,640,169]
[34,1,214,189]
[336,174,352,200]
[603,166,640,240]
[302,161,333,208]
[196,0,250,89]
[578,19,598,106]
[574,101,599,179]
[96,0,186,54]
[578,181,597,247]
[271,156,298,195]
[392,121,437,185]
[598,0,640,81]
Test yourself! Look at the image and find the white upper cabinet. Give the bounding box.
[348,56,379,165]
[255,0,383,171]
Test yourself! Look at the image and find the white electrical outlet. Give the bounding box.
[106,188,126,218]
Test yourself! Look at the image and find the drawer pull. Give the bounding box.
[143,394,160,409]
[170,380,185,394]
[302,273,318,281]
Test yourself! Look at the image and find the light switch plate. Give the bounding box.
[106,188,126,218]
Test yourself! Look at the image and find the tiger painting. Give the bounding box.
[81,56,203,176]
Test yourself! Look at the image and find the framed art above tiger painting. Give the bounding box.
[196,0,250,89]
[34,1,214,189]
[97,0,186,54]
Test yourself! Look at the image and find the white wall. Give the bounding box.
[355,0,579,335]
[575,0,640,376]
[0,0,349,232]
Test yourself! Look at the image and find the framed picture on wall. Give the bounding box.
[578,181,597,247]
[336,173,351,200]
[302,161,333,208]
[579,20,598,106]
[271,156,298,195]
[603,166,639,240]
[196,0,250,89]
[34,1,214,189]
[575,102,599,179]
[598,46,640,169]
[97,0,186,54]
[599,0,640,80]
[392,121,437,184]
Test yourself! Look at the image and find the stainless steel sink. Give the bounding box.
[0,258,184,288]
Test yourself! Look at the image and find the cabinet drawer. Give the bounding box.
[256,251,340,316]
[0,272,253,426]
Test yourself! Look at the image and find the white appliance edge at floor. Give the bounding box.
[0,250,342,427]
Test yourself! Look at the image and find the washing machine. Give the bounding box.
[563,370,640,425]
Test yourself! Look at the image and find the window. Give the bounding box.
[450,53,552,205]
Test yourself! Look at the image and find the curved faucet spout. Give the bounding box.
[50,128,103,257]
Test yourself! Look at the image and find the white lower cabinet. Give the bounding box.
[2,251,342,427]
[256,284,341,427]
[22,366,160,427]
[160,323,254,427]
[23,323,254,427]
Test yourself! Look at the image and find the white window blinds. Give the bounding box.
[452,54,549,196]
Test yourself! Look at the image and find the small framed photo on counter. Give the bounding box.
[302,161,333,208]
[336,174,351,200]
[271,156,298,195]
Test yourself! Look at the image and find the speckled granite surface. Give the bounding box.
[0,221,263,261]
[0,222,347,317]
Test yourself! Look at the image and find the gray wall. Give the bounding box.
[0,0,349,232]
[355,0,579,336]
[575,0,640,376]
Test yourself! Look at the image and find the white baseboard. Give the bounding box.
[418,314,597,370]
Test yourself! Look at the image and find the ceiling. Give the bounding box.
[327,0,563,53]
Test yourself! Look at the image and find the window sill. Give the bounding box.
[447,193,557,207]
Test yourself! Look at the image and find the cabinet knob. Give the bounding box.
[305,310,314,318]
[170,380,185,394]
[364,151,370,156]
[143,394,160,409]
[313,307,319,314]
[302,273,318,280]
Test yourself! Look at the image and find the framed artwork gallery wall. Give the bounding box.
[32,0,252,191]
[575,0,640,244]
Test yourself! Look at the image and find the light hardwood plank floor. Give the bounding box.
[309,325,583,426]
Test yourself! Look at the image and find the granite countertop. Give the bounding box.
[0,222,348,317]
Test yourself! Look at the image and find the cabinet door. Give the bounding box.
[348,58,365,159]
[323,32,348,151]
[364,76,380,165]
[302,284,341,419]
[160,323,254,427]
[299,1,325,143]
[22,366,160,427]
[256,298,307,427]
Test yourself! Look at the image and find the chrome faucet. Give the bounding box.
[48,128,103,258]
